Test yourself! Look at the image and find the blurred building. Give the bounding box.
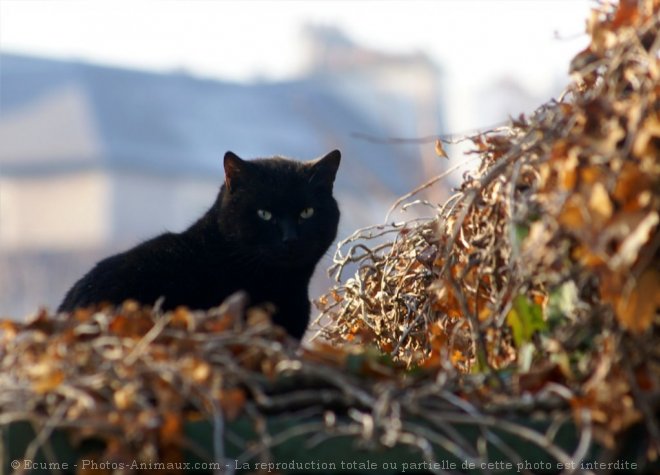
[0,27,446,318]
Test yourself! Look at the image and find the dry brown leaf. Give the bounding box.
[615,268,660,333]
[31,366,65,394]
[435,139,449,159]
[159,411,183,444]
[219,388,247,421]
[559,195,587,230]
[114,384,138,410]
[611,211,658,269]
[0,320,19,342]
[588,182,614,221]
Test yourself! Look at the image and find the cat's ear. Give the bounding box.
[224,151,248,192]
[309,149,341,189]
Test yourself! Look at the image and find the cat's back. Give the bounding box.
[58,231,195,312]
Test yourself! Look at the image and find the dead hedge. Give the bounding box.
[314,0,659,454]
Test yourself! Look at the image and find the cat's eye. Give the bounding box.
[257,209,272,221]
[300,207,314,219]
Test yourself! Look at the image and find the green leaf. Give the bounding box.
[506,295,547,348]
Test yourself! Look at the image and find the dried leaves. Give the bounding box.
[315,0,660,452]
[0,300,290,461]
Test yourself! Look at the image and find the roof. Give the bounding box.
[0,52,443,196]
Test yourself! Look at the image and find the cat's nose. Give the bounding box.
[279,220,299,243]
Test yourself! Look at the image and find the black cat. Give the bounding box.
[58,150,341,339]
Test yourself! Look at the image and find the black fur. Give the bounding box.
[58,150,341,339]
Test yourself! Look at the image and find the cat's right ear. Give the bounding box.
[224,151,247,192]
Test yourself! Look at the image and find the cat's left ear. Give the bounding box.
[224,151,248,192]
[309,149,341,189]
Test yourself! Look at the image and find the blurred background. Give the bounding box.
[0,0,591,318]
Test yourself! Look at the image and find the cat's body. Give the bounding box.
[58,150,341,339]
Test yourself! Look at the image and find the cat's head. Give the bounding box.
[217,150,341,268]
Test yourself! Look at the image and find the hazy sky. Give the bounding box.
[1,0,592,131]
